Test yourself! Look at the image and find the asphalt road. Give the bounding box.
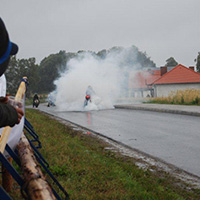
[38,104,200,177]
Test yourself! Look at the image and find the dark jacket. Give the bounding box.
[33,94,39,101]
[0,103,18,128]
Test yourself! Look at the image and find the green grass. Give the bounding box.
[6,109,200,199]
[147,99,200,106]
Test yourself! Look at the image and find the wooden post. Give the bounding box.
[1,157,13,192]
[17,134,56,200]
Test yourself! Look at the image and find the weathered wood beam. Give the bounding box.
[17,134,56,200]
[2,157,13,192]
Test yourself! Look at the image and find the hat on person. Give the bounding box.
[0,18,18,76]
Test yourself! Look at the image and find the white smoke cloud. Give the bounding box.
[51,46,145,111]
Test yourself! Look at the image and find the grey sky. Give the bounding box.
[1,0,200,67]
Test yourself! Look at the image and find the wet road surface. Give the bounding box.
[39,105,200,177]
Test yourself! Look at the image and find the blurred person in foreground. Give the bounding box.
[0,17,24,128]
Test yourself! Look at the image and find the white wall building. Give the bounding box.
[152,65,200,97]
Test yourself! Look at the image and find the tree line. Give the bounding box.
[4,46,200,96]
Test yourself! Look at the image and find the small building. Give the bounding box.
[128,69,161,97]
[128,64,200,98]
[152,64,200,97]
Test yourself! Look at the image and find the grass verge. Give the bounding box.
[7,109,200,199]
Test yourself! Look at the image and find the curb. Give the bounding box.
[114,105,200,117]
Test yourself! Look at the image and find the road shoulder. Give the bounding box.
[114,103,200,116]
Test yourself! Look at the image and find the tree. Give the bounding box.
[195,52,200,72]
[5,56,20,95]
[5,57,39,96]
[38,51,68,93]
[105,45,156,69]
[5,45,158,95]
[165,57,178,67]
[96,49,107,59]
[136,49,156,68]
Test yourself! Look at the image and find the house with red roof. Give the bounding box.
[128,69,161,97]
[152,64,200,97]
[128,64,200,98]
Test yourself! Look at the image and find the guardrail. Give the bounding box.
[0,77,69,199]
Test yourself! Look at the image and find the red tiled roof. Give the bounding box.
[153,64,200,85]
[129,70,161,89]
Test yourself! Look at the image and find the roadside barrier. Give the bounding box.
[24,118,69,199]
[0,78,69,199]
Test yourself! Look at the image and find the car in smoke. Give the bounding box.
[47,99,56,107]
[46,92,56,107]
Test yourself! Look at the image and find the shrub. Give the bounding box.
[149,89,200,105]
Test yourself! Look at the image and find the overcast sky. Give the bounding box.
[1,0,200,67]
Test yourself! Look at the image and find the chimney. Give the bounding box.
[189,66,194,71]
[160,66,167,76]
